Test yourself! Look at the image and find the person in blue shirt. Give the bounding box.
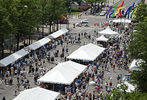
[66,48,68,53]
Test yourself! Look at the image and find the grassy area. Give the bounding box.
[71,12,81,15]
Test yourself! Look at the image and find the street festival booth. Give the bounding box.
[27,37,51,51]
[96,35,109,42]
[99,26,118,35]
[96,35,109,47]
[112,19,132,23]
[38,61,87,93]
[0,49,29,67]
[67,43,105,64]
[49,28,69,39]
[13,87,60,100]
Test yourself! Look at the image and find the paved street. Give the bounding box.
[0,13,128,100]
[0,0,141,99]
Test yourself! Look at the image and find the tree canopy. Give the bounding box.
[0,0,71,57]
[129,4,147,92]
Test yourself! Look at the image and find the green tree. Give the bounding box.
[39,0,67,36]
[10,0,41,50]
[0,0,13,58]
[106,84,147,100]
[128,4,147,92]
[135,4,147,22]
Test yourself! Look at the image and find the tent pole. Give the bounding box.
[53,84,55,91]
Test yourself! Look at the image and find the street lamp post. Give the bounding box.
[67,6,71,29]
[16,5,28,51]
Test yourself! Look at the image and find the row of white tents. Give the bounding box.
[96,26,118,42]
[12,21,135,100]
[0,28,69,67]
[38,43,105,85]
[13,43,106,100]
[0,25,119,67]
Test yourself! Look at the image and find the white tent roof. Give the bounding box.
[96,35,109,42]
[38,61,87,85]
[99,26,118,35]
[27,37,51,50]
[13,87,60,100]
[50,28,69,39]
[129,59,142,71]
[0,49,29,67]
[67,43,105,61]
[117,81,136,93]
[112,19,131,23]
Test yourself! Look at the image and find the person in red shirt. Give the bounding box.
[109,81,112,87]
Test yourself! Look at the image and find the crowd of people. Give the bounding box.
[0,18,134,100]
[63,22,133,100]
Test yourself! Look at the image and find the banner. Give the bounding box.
[106,6,112,18]
[112,2,119,18]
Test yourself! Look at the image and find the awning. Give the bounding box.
[112,19,132,23]
[96,35,109,42]
[0,49,29,67]
[49,28,69,39]
[67,43,105,61]
[38,61,87,85]
[99,26,118,35]
[13,87,60,100]
[27,37,51,50]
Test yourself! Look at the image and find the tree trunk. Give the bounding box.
[54,23,55,32]
[16,33,19,51]
[49,22,52,34]
[29,28,31,45]
[29,34,31,45]
[42,26,44,38]
[1,39,4,58]
[52,23,54,32]
[23,35,25,47]
[53,23,55,32]
[57,21,59,31]
[60,23,61,29]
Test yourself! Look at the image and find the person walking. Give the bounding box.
[2,97,6,100]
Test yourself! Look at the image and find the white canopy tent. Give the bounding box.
[112,19,132,23]
[129,60,142,71]
[13,87,60,100]
[96,35,109,42]
[27,37,51,50]
[0,49,29,67]
[117,81,136,93]
[99,26,118,35]
[38,61,87,85]
[49,28,69,39]
[67,43,105,61]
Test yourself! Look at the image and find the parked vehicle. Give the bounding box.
[100,10,107,16]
